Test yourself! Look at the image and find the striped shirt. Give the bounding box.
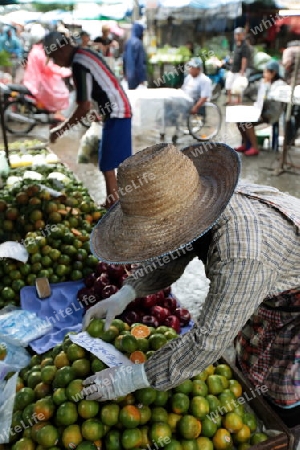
[72,48,131,119]
[125,183,300,403]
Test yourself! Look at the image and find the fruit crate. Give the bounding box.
[220,356,295,450]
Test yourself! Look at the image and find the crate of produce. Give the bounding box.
[220,355,295,450]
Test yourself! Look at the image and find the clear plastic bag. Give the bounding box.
[77,122,102,163]
[0,372,18,443]
[0,337,30,381]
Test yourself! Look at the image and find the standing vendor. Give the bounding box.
[82,143,300,428]
[46,32,132,209]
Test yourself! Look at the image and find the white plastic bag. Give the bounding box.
[231,76,249,95]
[0,372,18,444]
[121,78,129,91]
[0,336,31,381]
[77,122,102,163]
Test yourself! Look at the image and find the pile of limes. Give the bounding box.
[0,163,105,307]
[9,319,268,450]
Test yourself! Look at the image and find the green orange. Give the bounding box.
[119,405,141,428]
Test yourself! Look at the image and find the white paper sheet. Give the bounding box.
[69,332,132,368]
[225,105,262,123]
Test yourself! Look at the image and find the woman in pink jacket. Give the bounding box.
[23,26,71,122]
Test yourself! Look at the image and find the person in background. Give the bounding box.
[235,60,286,156]
[245,34,254,73]
[23,27,71,123]
[81,142,300,431]
[225,27,251,105]
[46,31,132,209]
[123,22,147,89]
[181,57,212,115]
[94,24,114,57]
[185,41,195,56]
[0,26,23,79]
[80,31,91,49]
[282,40,300,86]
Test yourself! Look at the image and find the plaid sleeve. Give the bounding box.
[72,62,92,103]
[144,258,278,390]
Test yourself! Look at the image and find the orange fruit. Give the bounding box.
[207,375,224,395]
[193,371,208,382]
[53,366,75,388]
[41,366,57,384]
[196,437,214,450]
[164,439,182,450]
[105,430,121,450]
[135,387,157,406]
[53,388,67,406]
[87,319,105,338]
[66,379,84,401]
[200,417,218,438]
[218,391,236,413]
[233,405,245,417]
[81,419,105,441]
[151,407,168,423]
[206,394,221,413]
[131,325,150,339]
[189,396,209,420]
[121,429,143,450]
[232,424,251,444]
[72,359,91,378]
[191,380,208,397]
[34,382,51,399]
[153,390,169,406]
[243,412,257,432]
[62,424,83,449]
[78,400,99,419]
[181,440,197,450]
[219,376,229,390]
[121,334,138,353]
[229,380,242,398]
[15,437,35,450]
[222,412,243,433]
[149,422,172,442]
[138,405,152,425]
[215,364,233,380]
[36,424,59,447]
[212,428,233,450]
[178,415,201,440]
[237,444,251,450]
[119,405,141,428]
[34,397,55,421]
[31,422,50,442]
[67,343,86,362]
[54,352,70,369]
[16,376,24,392]
[129,351,147,364]
[250,432,268,445]
[171,393,190,414]
[100,404,120,426]
[174,380,193,395]
[167,413,182,433]
[56,401,78,426]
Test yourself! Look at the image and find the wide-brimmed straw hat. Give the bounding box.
[91,143,240,264]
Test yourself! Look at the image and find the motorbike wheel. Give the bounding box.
[187,102,222,142]
[4,99,36,135]
[211,83,222,101]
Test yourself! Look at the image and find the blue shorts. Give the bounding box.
[98,117,132,172]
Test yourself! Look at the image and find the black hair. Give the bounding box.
[80,30,90,38]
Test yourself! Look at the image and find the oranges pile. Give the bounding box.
[8,319,268,450]
[0,163,105,308]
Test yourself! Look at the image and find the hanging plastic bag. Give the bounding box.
[0,336,31,381]
[231,76,249,95]
[77,122,102,163]
[0,372,18,444]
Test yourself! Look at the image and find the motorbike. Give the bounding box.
[204,57,229,101]
[243,69,263,102]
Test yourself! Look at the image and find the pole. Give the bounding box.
[132,0,140,22]
[280,49,300,170]
[0,89,10,168]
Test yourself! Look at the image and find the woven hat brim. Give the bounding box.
[90,143,240,264]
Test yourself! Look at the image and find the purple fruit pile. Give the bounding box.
[77,262,191,333]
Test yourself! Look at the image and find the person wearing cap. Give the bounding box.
[225,27,251,105]
[123,22,147,89]
[181,57,212,115]
[235,59,286,156]
[81,143,300,428]
[45,31,132,209]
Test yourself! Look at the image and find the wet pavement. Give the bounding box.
[1,94,300,203]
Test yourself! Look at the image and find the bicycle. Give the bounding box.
[161,101,222,144]
[0,82,89,136]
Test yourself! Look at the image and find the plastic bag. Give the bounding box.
[231,76,249,95]
[0,372,18,443]
[0,336,30,381]
[0,306,52,347]
[77,122,102,163]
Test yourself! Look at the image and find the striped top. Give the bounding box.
[125,183,300,402]
[72,48,131,119]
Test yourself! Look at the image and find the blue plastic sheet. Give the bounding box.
[20,280,85,354]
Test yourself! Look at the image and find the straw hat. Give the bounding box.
[91,143,240,264]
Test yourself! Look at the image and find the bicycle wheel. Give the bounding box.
[4,99,36,135]
[187,102,222,141]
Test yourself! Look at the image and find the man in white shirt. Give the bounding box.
[181,57,212,114]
